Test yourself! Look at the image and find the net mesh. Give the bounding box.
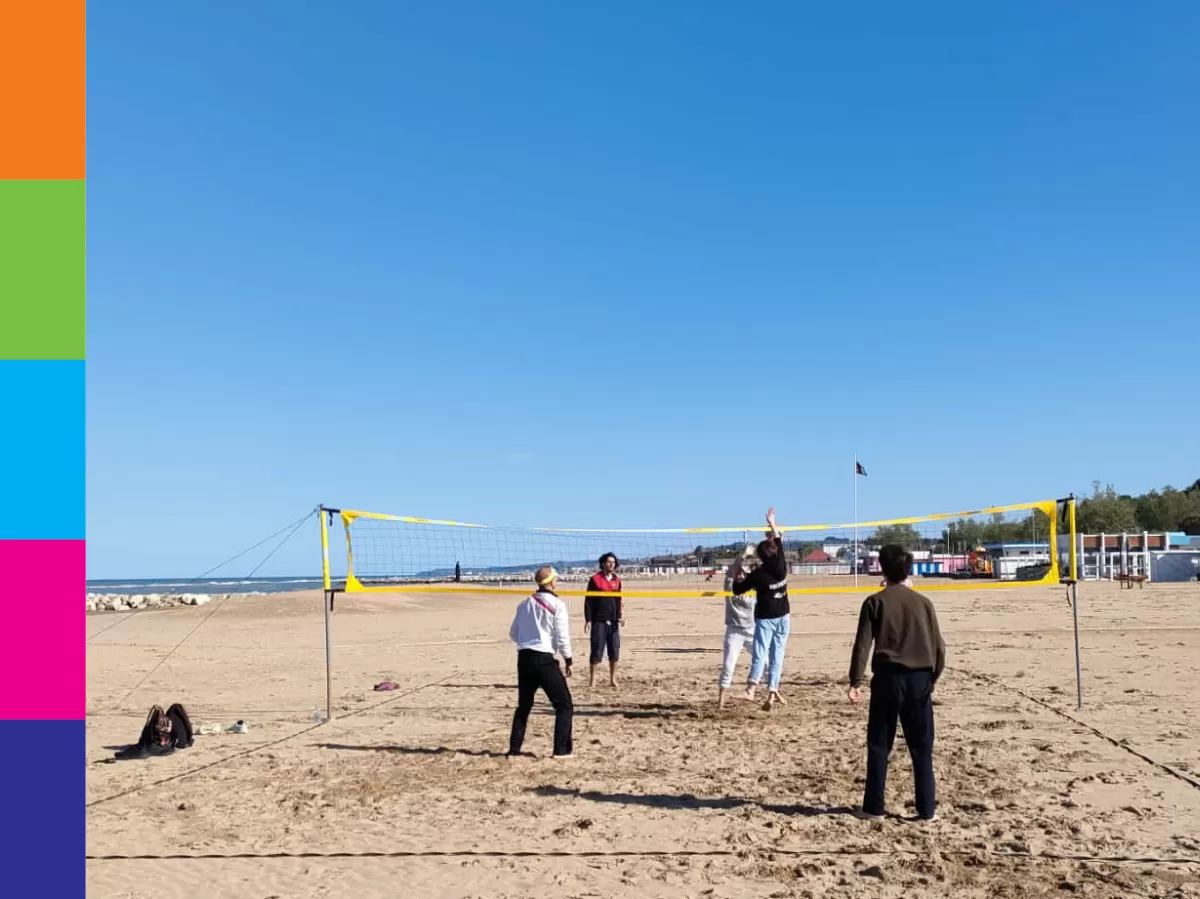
[327,499,1074,597]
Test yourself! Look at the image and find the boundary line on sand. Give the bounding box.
[951,667,1200,792]
[84,847,1200,866]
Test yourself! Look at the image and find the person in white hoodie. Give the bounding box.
[719,544,759,709]
[508,566,575,758]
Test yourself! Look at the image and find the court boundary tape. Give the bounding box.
[84,847,1200,866]
[951,667,1200,792]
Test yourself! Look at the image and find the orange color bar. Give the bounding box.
[0,0,86,178]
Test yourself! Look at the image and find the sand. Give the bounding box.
[87,578,1200,898]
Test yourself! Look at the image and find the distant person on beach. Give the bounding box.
[718,543,759,709]
[848,544,945,821]
[584,552,624,688]
[454,561,462,583]
[113,703,194,760]
[731,508,791,710]
[508,566,574,758]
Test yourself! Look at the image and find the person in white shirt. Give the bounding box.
[719,543,759,709]
[508,566,575,758]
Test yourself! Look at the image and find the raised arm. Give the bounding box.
[765,508,788,577]
[766,507,780,539]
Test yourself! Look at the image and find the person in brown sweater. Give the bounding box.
[848,544,945,821]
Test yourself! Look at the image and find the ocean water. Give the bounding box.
[86,576,325,596]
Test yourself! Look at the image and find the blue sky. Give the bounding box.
[87,2,1199,578]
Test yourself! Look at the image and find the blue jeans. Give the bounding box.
[748,614,790,690]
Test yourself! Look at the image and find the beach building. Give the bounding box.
[982,542,1053,581]
[821,536,851,557]
[791,549,853,576]
[1150,550,1200,582]
[1055,531,1200,582]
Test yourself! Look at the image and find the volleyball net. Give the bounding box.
[319,497,1079,598]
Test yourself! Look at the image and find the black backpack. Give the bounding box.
[163,703,194,749]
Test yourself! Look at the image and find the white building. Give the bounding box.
[821,537,852,557]
[982,542,1052,581]
[1055,531,1200,582]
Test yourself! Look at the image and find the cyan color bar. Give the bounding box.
[0,360,84,539]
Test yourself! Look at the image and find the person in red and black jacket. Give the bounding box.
[584,552,625,688]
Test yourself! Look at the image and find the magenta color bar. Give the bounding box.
[0,540,85,719]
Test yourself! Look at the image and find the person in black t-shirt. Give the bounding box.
[731,507,791,710]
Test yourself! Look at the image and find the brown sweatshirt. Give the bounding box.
[848,583,945,688]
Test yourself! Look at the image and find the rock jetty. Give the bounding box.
[86,593,224,612]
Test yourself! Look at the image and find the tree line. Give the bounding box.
[864,479,1200,552]
[1073,479,1200,535]
[869,511,1052,554]
[682,479,1200,562]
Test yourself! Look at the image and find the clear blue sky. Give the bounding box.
[87,2,1199,578]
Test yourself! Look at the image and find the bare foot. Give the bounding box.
[718,688,729,710]
[744,685,757,702]
[771,691,786,705]
[609,680,620,689]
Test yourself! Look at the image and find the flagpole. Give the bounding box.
[854,453,859,588]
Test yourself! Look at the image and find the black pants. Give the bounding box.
[863,665,935,818]
[510,649,573,757]
[589,621,621,664]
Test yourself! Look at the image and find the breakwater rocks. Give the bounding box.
[87,593,225,612]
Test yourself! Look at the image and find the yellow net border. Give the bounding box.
[322,498,1074,598]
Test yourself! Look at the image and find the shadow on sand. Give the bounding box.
[521,701,694,720]
[529,785,857,816]
[633,647,721,655]
[317,743,508,759]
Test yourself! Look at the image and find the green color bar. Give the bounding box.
[0,179,85,360]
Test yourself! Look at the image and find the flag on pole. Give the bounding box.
[855,461,868,476]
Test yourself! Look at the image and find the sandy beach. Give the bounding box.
[86,578,1200,898]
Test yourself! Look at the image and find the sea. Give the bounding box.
[86,576,325,596]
